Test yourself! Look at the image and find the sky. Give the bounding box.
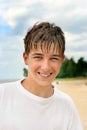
[0,0,87,80]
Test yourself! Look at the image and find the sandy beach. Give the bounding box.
[53,78,87,130]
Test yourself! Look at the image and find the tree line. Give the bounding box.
[57,57,87,78]
[23,57,87,78]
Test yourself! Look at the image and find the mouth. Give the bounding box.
[38,72,52,77]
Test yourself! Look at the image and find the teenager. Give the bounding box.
[0,22,83,130]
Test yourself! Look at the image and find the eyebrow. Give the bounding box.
[32,53,43,56]
[51,54,61,57]
[32,53,61,57]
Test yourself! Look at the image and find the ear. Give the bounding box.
[62,55,65,61]
[23,52,28,65]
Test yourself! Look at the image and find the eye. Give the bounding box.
[51,57,61,61]
[33,56,43,60]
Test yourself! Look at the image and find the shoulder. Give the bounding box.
[54,87,76,109]
[0,80,20,94]
[54,87,81,121]
[54,88,83,130]
[0,80,22,104]
[54,87,72,101]
[0,81,17,88]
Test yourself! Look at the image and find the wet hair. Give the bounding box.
[24,22,65,55]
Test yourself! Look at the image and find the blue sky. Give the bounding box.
[0,0,87,80]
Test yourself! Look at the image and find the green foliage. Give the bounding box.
[57,57,87,78]
[57,58,69,78]
[23,57,87,78]
[76,57,87,77]
[23,68,28,77]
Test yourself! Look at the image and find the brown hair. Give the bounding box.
[24,22,65,55]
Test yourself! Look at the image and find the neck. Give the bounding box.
[21,77,54,98]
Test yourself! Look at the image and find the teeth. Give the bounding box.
[39,72,51,77]
[41,74,50,77]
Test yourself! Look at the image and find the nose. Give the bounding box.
[41,59,51,72]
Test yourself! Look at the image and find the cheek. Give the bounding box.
[53,63,62,72]
[28,62,39,72]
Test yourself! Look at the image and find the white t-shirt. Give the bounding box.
[0,80,83,130]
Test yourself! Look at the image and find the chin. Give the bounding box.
[37,80,52,87]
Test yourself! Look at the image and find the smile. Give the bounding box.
[38,72,52,77]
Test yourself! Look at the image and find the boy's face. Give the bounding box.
[23,43,64,87]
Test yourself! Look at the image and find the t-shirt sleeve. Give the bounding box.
[68,98,83,130]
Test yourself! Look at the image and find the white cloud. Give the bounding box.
[66,51,87,62]
[65,31,87,61]
[3,7,27,28]
[65,32,87,45]
[1,0,87,34]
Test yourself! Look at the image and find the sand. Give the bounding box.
[53,79,87,130]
